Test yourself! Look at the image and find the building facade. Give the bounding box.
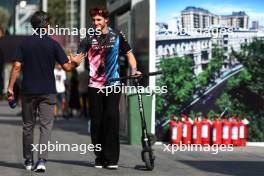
[155,6,264,75]
[181,6,249,30]
[211,30,258,70]
[156,34,212,75]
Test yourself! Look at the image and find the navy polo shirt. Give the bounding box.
[14,34,68,95]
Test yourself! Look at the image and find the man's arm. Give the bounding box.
[7,61,21,100]
[118,31,141,75]
[126,51,141,75]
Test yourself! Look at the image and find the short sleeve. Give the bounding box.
[77,36,90,54]
[119,31,132,55]
[54,42,68,65]
[13,44,23,62]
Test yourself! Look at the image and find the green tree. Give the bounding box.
[156,46,225,120]
[156,56,196,119]
[48,0,66,27]
[216,39,264,141]
[0,7,10,29]
[196,45,224,92]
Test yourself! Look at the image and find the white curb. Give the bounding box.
[246,142,264,147]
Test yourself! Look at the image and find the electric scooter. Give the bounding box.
[110,71,162,170]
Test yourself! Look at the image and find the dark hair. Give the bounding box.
[89,7,109,18]
[30,11,50,29]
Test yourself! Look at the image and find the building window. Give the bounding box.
[194,14,199,28]
[203,15,207,28]
[202,64,208,70]
[238,17,244,28]
[201,51,208,61]
[173,48,176,54]
[167,49,170,56]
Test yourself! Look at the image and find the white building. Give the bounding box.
[211,29,261,71]
[156,26,264,75]
[167,16,182,32]
[181,6,249,30]
[156,34,212,75]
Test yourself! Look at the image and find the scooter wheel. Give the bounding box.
[143,151,154,170]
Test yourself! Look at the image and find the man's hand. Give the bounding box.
[63,49,85,71]
[7,88,14,101]
[131,67,142,76]
[68,49,85,66]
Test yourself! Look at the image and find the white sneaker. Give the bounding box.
[24,159,33,171]
[25,165,33,171]
[94,165,103,169]
[106,165,118,169]
[34,159,46,172]
[94,159,103,168]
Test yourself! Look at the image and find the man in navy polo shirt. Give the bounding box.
[7,11,84,172]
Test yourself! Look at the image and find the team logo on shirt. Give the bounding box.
[110,36,116,42]
[92,39,98,45]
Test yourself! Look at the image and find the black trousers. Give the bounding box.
[88,87,121,164]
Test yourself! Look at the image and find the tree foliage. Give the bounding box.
[216,39,264,141]
[0,7,10,29]
[156,56,195,118]
[48,0,66,27]
[156,45,224,119]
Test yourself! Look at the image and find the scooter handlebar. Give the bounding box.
[109,71,162,82]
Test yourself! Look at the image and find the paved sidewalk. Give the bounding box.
[0,101,263,176]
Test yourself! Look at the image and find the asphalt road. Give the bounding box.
[0,101,263,176]
[186,69,242,114]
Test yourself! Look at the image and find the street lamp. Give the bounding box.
[19,0,27,8]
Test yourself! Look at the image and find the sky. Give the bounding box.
[156,0,264,26]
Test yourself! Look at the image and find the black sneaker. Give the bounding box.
[24,159,34,171]
[34,159,46,172]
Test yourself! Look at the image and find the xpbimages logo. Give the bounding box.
[32,25,102,38]
[163,142,234,155]
[31,141,102,155]
[97,84,168,96]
